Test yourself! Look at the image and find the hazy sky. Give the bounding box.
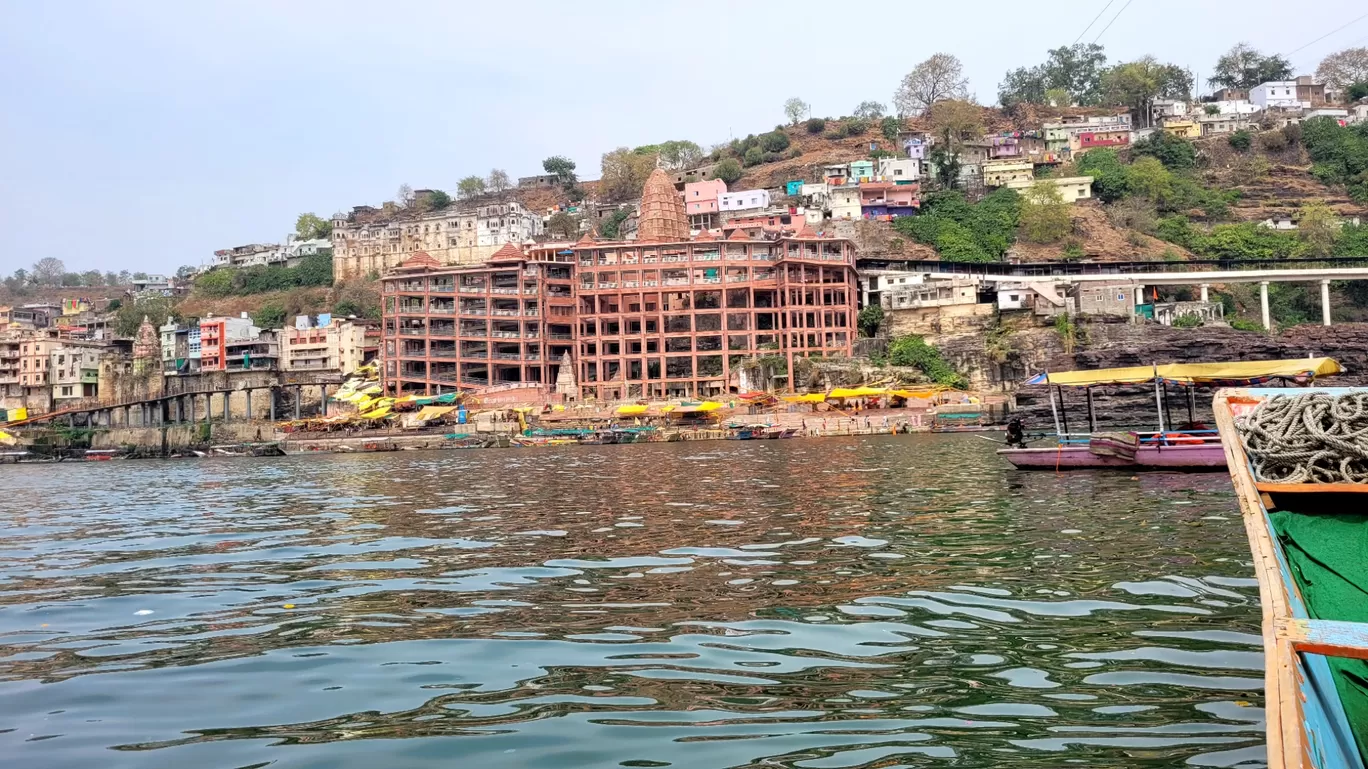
[2,0,1364,275]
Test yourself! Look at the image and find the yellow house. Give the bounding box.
[1162,120,1200,139]
[1005,176,1095,203]
[982,160,1034,188]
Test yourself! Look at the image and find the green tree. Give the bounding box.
[546,211,580,239]
[115,296,177,336]
[457,175,486,199]
[711,158,743,185]
[1018,181,1072,244]
[1209,42,1292,90]
[80,269,104,286]
[1127,156,1174,203]
[1076,148,1130,202]
[295,212,332,240]
[332,299,362,317]
[743,146,764,167]
[880,116,901,142]
[599,209,631,239]
[783,97,809,125]
[999,43,1108,107]
[1297,200,1341,257]
[887,335,967,388]
[857,304,884,337]
[657,140,704,170]
[1101,57,1192,124]
[426,189,453,209]
[294,253,334,287]
[542,156,577,187]
[805,117,826,134]
[252,303,287,329]
[853,101,886,119]
[760,131,790,152]
[1132,131,1196,169]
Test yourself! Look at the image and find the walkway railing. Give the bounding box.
[861,256,1368,278]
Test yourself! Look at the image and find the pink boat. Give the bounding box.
[999,358,1342,472]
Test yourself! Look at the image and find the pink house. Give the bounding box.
[683,179,727,227]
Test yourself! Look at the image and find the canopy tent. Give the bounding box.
[828,386,888,399]
[888,387,944,399]
[413,405,456,422]
[616,404,649,415]
[1026,358,1342,388]
[360,406,393,419]
[669,401,724,415]
[0,429,15,446]
[783,393,827,403]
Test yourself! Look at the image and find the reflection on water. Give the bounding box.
[0,435,1265,768]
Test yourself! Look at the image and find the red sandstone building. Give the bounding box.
[380,169,858,401]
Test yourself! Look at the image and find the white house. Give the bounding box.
[718,189,770,212]
[1305,108,1349,123]
[1251,81,1305,110]
[830,186,861,220]
[1210,99,1260,115]
[876,157,920,182]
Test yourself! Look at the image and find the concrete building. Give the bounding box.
[684,179,727,229]
[1198,113,1255,136]
[1004,175,1094,202]
[1212,88,1249,102]
[49,342,103,405]
[1252,80,1305,109]
[982,160,1034,188]
[1162,120,1201,139]
[876,156,920,182]
[858,182,918,218]
[160,320,203,376]
[718,189,770,213]
[1209,99,1260,115]
[199,315,258,372]
[848,160,874,181]
[331,199,542,280]
[880,278,977,310]
[1044,114,1132,153]
[1154,300,1225,326]
[281,317,375,373]
[380,169,858,401]
[997,282,1073,317]
[1074,283,1136,318]
[1073,127,1131,152]
[830,185,862,220]
[1150,99,1189,122]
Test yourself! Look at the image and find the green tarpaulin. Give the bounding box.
[1269,510,1368,760]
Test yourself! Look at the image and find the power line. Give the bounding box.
[1284,11,1368,57]
[1073,0,1114,45]
[1093,0,1133,44]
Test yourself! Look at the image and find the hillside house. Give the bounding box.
[1004,175,1094,202]
[684,179,727,229]
[1162,120,1200,139]
[830,186,861,220]
[848,160,874,182]
[858,182,918,218]
[1198,114,1254,136]
[718,189,770,213]
[876,157,920,182]
[1252,81,1305,109]
[982,160,1033,188]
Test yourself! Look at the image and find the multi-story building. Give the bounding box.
[858,182,918,218]
[876,157,920,182]
[198,315,258,372]
[683,179,727,230]
[159,320,202,375]
[223,329,279,372]
[1004,175,1095,202]
[1198,113,1255,136]
[212,235,331,271]
[1252,80,1305,109]
[380,169,858,401]
[1162,120,1200,139]
[49,342,103,405]
[1044,114,1132,153]
[982,160,1034,188]
[0,337,21,408]
[281,317,376,373]
[718,189,771,213]
[331,198,541,280]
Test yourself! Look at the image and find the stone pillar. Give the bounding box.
[1259,281,1271,331]
[223,391,230,421]
[269,388,276,421]
[294,386,302,420]
[245,389,253,421]
[321,385,328,416]
[189,394,196,423]
[1321,279,1331,327]
[1199,283,1209,302]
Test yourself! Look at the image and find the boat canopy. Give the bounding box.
[1026,358,1342,388]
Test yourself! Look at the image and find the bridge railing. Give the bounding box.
[860,256,1368,279]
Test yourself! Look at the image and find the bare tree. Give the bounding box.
[783,97,809,125]
[1317,47,1368,91]
[31,257,66,286]
[396,183,415,208]
[893,53,970,116]
[487,168,512,198]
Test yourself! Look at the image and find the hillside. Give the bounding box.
[1196,137,1368,223]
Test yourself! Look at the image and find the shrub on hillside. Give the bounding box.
[760,131,790,152]
[1227,130,1252,151]
[805,117,826,134]
[887,335,967,389]
[1132,132,1196,169]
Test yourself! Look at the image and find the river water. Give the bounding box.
[0,435,1267,768]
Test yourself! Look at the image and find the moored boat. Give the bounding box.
[1214,386,1368,768]
[999,358,1341,471]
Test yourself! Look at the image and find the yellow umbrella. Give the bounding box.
[616,404,649,415]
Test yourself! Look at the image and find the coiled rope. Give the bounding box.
[1236,392,1368,484]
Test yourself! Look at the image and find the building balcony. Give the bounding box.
[490,309,521,316]
[430,349,458,358]
[490,287,519,295]
[430,284,455,293]
[428,307,456,314]
[459,285,487,294]
[399,328,428,336]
